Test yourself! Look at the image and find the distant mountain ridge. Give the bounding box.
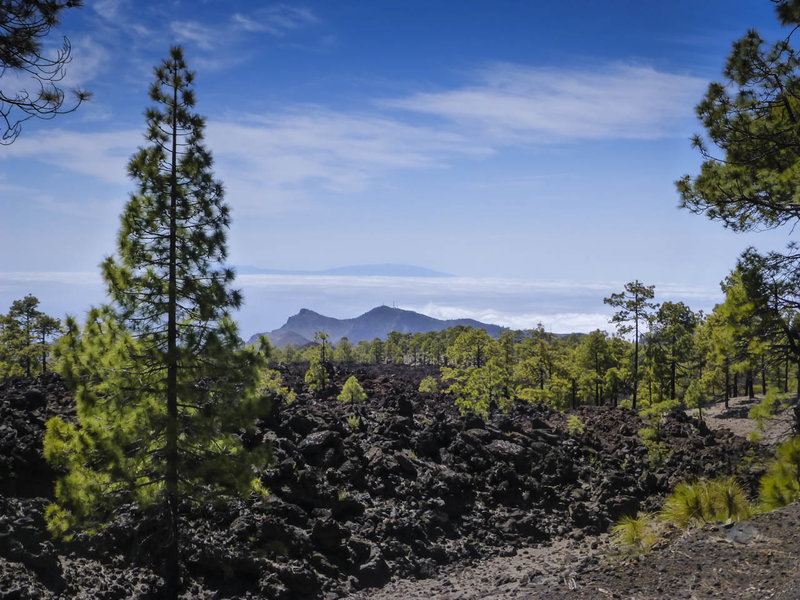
[249,305,506,348]
[236,263,452,278]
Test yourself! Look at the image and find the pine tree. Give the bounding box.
[604,281,656,409]
[0,294,44,377]
[337,375,366,403]
[43,47,271,600]
[649,301,698,401]
[305,331,331,394]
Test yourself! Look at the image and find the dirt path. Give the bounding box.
[348,534,615,600]
[687,394,795,446]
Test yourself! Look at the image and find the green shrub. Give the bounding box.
[346,415,361,430]
[261,368,296,405]
[637,426,659,441]
[661,481,706,527]
[748,430,763,442]
[711,476,754,522]
[749,387,780,431]
[644,439,671,467]
[418,376,438,393]
[612,513,658,555]
[637,426,671,466]
[660,477,752,528]
[337,376,366,403]
[759,436,800,510]
[638,397,680,427]
[304,354,328,393]
[566,414,585,436]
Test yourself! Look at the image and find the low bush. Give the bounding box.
[759,436,800,511]
[418,376,438,393]
[566,414,585,436]
[660,477,752,528]
[611,513,659,556]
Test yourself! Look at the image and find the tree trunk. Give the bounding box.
[40,331,46,375]
[733,372,739,398]
[670,359,676,400]
[724,360,730,410]
[785,355,789,394]
[24,314,31,378]
[595,354,601,406]
[165,68,180,600]
[761,355,767,395]
[796,358,800,401]
[633,316,639,410]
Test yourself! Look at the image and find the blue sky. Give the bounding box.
[0,1,796,336]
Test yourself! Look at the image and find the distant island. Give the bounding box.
[235,263,453,278]
[248,305,505,348]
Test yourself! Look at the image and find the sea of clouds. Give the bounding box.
[0,272,724,339]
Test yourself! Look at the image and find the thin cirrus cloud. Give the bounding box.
[207,108,489,199]
[3,128,141,184]
[170,21,218,50]
[384,62,707,142]
[4,61,708,214]
[231,5,319,36]
[173,6,319,52]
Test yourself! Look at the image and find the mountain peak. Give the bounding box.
[249,306,506,348]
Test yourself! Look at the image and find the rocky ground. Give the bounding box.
[0,366,788,599]
[346,394,800,600]
[351,501,800,600]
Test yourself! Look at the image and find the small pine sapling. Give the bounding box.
[338,375,366,403]
[566,414,585,436]
[612,513,659,556]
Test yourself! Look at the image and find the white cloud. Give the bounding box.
[172,6,319,55]
[3,128,140,183]
[232,5,318,36]
[206,109,489,211]
[384,62,706,142]
[0,272,101,285]
[61,36,110,88]
[171,21,217,50]
[93,0,127,21]
[407,303,612,333]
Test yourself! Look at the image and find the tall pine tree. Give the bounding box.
[44,47,271,599]
[604,280,656,409]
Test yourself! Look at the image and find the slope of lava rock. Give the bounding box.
[0,365,758,599]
